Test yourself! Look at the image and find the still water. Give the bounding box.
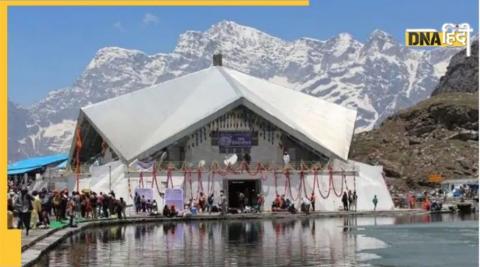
[34,213,478,267]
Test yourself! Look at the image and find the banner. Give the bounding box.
[133,159,155,171]
[135,187,154,201]
[218,131,252,148]
[165,188,184,211]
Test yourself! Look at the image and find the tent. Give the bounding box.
[73,66,357,164]
[8,154,68,175]
[65,63,393,211]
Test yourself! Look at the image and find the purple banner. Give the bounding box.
[218,132,252,148]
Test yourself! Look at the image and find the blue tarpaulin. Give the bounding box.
[8,154,68,175]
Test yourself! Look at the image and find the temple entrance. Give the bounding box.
[227,179,260,209]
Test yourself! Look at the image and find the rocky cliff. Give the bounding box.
[431,40,478,96]
[351,41,479,191]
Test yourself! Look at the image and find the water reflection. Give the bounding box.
[34,213,478,267]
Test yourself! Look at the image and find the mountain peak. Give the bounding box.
[337,32,354,41]
[207,20,256,35]
[368,29,393,41]
[87,47,146,69]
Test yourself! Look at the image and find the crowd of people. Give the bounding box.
[7,177,377,237]
[237,191,265,213]
[7,181,127,235]
[183,191,228,215]
[341,190,358,211]
[133,193,159,214]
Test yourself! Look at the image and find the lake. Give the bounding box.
[34,213,478,267]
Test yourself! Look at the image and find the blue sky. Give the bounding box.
[8,0,478,106]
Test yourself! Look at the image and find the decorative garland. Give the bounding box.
[283,169,296,201]
[138,172,144,188]
[343,170,349,192]
[274,171,279,195]
[300,171,308,199]
[316,170,331,199]
[182,169,194,200]
[196,168,204,195]
[330,165,344,197]
[206,171,215,195]
[127,172,133,199]
[152,166,163,196]
[130,160,357,202]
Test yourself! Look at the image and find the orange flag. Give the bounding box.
[75,127,82,149]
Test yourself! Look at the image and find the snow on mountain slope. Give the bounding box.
[8,20,457,161]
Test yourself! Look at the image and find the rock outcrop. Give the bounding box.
[351,40,479,191]
[431,40,478,96]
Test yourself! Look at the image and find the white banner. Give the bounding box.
[165,188,184,211]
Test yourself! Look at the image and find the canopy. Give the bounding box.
[8,154,68,175]
[77,66,357,163]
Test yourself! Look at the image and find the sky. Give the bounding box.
[8,0,479,106]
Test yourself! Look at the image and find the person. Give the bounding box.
[40,190,51,227]
[7,199,14,229]
[110,190,116,199]
[60,190,68,220]
[66,196,77,227]
[282,151,290,166]
[116,199,123,219]
[90,192,98,219]
[31,191,42,229]
[243,153,251,165]
[198,192,206,212]
[309,192,316,212]
[256,193,264,212]
[342,192,348,211]
[284,198,291,210]
[352,191,358,212]
[163,205,171,217]
[120,197,127,219]
[134,192,141,213]
[238,192,245,212]
[15,187,33,235]
[207,193,214,214]
[372,195,378,211]
[53,192,62,221]
[152,200,158,213]
[348,190,353,211]
[301,197,311,215]
[141,195,146,213]
[220,190,227,215]
[287,200,296,214]
[280,195,287,209]
[273,194,281,209]
[146,199,152,213]
[74,191,82,219]
[84,194,92,219]
[102,193,110,218]
[170,205,178,217]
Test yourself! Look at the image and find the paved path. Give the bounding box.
[20,209,426,267]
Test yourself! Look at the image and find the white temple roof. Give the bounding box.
[79,66,357,162]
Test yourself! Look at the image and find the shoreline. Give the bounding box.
[21,209,427,267]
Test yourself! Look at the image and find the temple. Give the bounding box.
[68,55,394,211]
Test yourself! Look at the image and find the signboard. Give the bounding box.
[135,187,154,201]
[218,132,252,148]
[165,188,184,211]
[405,23,473,56]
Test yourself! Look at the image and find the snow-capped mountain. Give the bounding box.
[8,20,457,162]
